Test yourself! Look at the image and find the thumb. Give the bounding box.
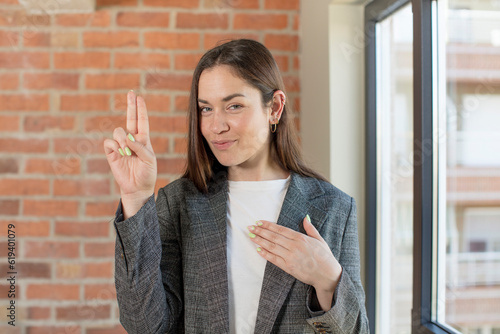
[303,215,322,240]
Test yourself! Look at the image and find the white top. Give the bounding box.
[226,175,291,334]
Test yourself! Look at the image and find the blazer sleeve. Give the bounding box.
[114,188,183,333]
[305,197,370,333]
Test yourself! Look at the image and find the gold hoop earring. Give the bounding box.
[270,121,278,133]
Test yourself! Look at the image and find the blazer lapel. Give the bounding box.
[254,173,328,334]
[186,173,230,333]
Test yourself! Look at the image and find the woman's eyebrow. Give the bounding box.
[198,93,246,104]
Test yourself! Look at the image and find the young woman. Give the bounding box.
[104,39,368,333]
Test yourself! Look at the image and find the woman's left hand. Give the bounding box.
[247,215,342,309]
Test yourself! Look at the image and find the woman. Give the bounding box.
[104,39,368,333]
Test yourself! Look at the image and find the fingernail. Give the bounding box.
[256,247,261,252]
[248,232,256,239]
[125,147,132,156]
[306,214,311,223]
[248,226,255,231]
[256,221,263,226]
[128,133,135,142]
[118,148,124,156]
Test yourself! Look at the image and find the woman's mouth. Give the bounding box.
[212,140,235,150]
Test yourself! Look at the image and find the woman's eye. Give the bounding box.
[228,104,242,110]
[199,106,211,113]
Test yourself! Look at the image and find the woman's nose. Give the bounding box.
[210,110,229,134]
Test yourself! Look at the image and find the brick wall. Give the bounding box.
[0,0,300,332]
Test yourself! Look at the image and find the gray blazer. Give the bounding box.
[114,171,369,333]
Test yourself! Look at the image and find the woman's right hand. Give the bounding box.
[104,90,157,219]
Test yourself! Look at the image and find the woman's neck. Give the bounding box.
[227,162,289,182]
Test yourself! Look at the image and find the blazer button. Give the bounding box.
[121,253,124,258]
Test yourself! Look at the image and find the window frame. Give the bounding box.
[365,0,464,332]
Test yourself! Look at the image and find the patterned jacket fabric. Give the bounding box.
[114,171,369,333]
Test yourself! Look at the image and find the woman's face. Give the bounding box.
[198,65,273,171]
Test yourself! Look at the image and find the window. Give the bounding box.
[366,0,500,333]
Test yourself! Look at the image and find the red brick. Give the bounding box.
[21,30,50,47]
[157,157,186,174]
[265,0,299,10]
[27,284,79,300]
[293,55,299,70]
[26,326,81,334]
[0,73,19,89]
[0,52,49,68]
[0,158,19,173]
[85,73,140,90]
[0,30,18,47]
[149,116,188,133]
[293,13,299,30]
[96,0,137,7]
[0,139,48,153]
[174,53,203,70]
[24,241,80,259]
[0,179,49,195]
[114,52,171,69]
[54,179,110,197]
[203,33,259,49]
[283,75,300,92]
[87,159,111,174]
[23,73,79,90]
[273,54,289,72]
[55,12,111,27]
[117,11,169,27]
[27,306,51,320]
[233,13,287,30]
[24,116,74,132]
[0,94,49,111]
[84,241,115,257]
[144,32,200,50]
[174,136,187,154]
[265,34,299,51]
[23,200,79,217]
[83,31,139,48]
[0,200,19,215]
[0,10,51,27]
[56,305,110,321]
[25,158,81,175]
[84,115,123,132]
[55,221,110,237]
[51,31,79,48]
[54,137,107,155]
[85,201,119,217]
[150,136,170,154]
[54,52,110,69]
[174,95,189,112]
[204,0,259,9]
[132,94,170,113]
[60,94,110,111]
[0,115,19,131]
[146,73,192,91]
[176,12,228,29]
[85,283,116,300]
[87,325,127,334]
[144,0,199,7]
[56,262,113,279]
[0,263,50,278]
[0,220,50,237]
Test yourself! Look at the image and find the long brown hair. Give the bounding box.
[182,39,326,193]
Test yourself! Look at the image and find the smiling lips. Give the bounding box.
[211,140,235,150]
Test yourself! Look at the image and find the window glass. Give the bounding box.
[375,4,413,333]
[436,0,500,332]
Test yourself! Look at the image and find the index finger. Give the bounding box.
[137,95,149,136]
[126,90,137,134]
[254,220,299,240]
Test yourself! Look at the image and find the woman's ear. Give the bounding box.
[270,90,286,123]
